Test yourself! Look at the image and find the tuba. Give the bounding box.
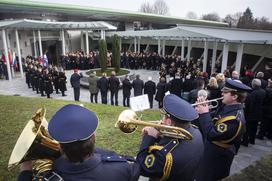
[8,108,60,175]
[115,109,193,140]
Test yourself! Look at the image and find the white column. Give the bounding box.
[38,30,43,57]
[134,37,137,52]
[158,39,161,55]
[15,29,23,78]
[6,30,10,49]
[61,29,66,55]
[137,37,141,53]
[162,40,166,57]
[221,42,229,73]
[33,30,37,58]
[181,39,185,59]
[145,44,150,52]
[203,40,208,72]
[85,30,89,55]
[101,30,105,40]
[235,43,244,74]
[187,39,191,60]
[171,43,178,56]
[211,41,218,74]
[2,29,12,81]
[80,31,84,50]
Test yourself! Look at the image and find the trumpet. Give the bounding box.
[115,109,193,140]
[192,97,223,109]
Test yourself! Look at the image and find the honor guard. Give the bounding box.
[136,94,204,181]
[195,79,252,181]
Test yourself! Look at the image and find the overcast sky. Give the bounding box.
[32,0,272,20]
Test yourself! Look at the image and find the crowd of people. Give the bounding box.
[1,49,272,181]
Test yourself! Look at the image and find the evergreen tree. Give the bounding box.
[99,39,107,72]
[237,7,255,29]
[112,34,120,73]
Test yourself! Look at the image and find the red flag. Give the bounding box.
[8,50,12,65]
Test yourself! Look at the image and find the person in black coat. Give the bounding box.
[257,79,272,140]
[58,69,67,96]
[132,74,144,97]
[108,71,120,106]
[70,69,83,101]
[122,75,132,107]
[243,78,266,145]
[44,69,53,99]
[52,67,60,94]
[25,64,32,88]
[169,74,183,98]
[39,69,45,97]
[98,73,109,104]
[155,77,167,108]
[144,76,156,109]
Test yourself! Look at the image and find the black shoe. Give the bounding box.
[62,94,67,97]
[241,142,248,147]
[56,92,60,94]
[41,94,46,97]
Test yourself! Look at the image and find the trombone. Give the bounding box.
[115,109,193,140]
[192,97,223,109]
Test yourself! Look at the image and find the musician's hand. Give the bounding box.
[20,161,32,172]
[142,126,160,138]
[195,97,209,114]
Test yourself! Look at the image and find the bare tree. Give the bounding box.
[139,0,169,15]
[223,12,242,27]
[139,1,153,14]
[186,11,198,19]
[201,13,221,22]
[153,0,169,15]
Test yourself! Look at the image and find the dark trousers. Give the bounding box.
[258,117,272,139]
[73,87,80,101]
[110,90,119,106]
[158,101,163,108]
[147,94,154,109]
[61,91,66,96]
[123,94,130,107]
[243,121,258,145]
[90,93,98,103]
[101,91,107,104]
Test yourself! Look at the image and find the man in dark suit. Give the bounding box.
[132,74,144,97]
[98,73,109,104]
[144,76,156,109]
[122,75,132,107]
[70,69,83,101]
[109,71,120,106]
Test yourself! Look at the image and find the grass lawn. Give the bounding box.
[86,68,130,76]
[0,95,160,180]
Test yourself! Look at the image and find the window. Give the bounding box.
[25,41,28,47]
[14,42,16,47]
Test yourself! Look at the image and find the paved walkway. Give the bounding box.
[0,69,271,179]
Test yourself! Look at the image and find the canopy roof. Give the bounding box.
[0,0,227,27]
[107,24,272,44]
[0,19,117,30]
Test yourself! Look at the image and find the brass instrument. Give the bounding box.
[192,97,223,109]
[8,108,60,175]
[115,109,193,140]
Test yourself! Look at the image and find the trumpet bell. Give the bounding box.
[115,109,138,133]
